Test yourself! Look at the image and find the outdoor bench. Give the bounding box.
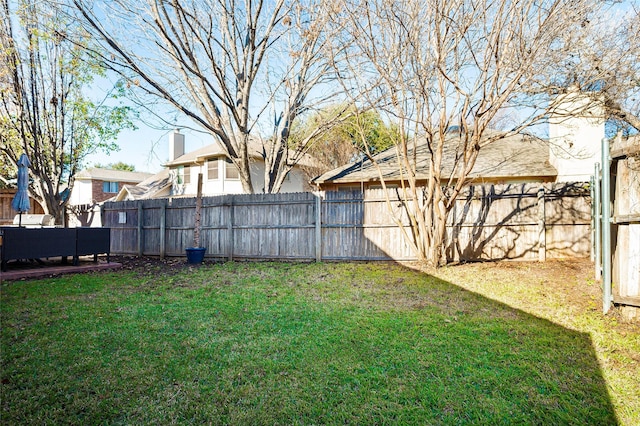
[0,227,110,272]
[12,214,55,227]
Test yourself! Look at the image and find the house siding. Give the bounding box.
[170,160,309,196]
[70,179,141,205]
[93,179,140,203]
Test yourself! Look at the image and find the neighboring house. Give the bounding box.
[313,131,557,191]
[162,130,315,196]
[313,94,606,190]
[110,130,317,201]
[69,168,154,205]
[112,169,172,202]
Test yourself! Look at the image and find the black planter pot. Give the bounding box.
[185,247,206,264]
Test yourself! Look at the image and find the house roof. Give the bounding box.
[113,169,172,201]
[163,139,317,168]
[312,131,557,185]
[75,167,153,183]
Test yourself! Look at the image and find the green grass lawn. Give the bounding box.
[1,260,638,425]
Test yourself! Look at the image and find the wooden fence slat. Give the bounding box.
[160,203,166,259]
[610,138,640,308]
[102,183,591,263]
[227,196,234,261]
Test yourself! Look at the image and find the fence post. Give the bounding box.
[601,136,612,314]
[100,204,106,229]
[160,202,166,259]
[537,186,546,262]
[590,175,595,262]
[137,204,143,257]
[315,192,322,262]
[227,196,234,261]
[594,162,602,282]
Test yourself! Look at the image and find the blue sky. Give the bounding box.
[84,110,214,174]
[85,126,166,173]
[83,0,637,174]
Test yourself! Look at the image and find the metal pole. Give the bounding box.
[601,138,612,314]
[537,186,546,262]
[590,175,595,262]
[594,163,601,282]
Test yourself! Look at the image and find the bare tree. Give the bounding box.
[555,4,640,133]
[72,0,345,194]
[0,0,132,223]
[332,0,605,266]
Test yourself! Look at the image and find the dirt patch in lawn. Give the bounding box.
[111,255,201,277]
[433,258,640,331]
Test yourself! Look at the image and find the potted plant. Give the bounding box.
[186,173,206,264]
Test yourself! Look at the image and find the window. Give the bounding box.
[184,166,191,185]
[103,181,119,193]
[225,159,239,180]
[176,166,191,185]
[207,158,219,180]
[176,166,184,184]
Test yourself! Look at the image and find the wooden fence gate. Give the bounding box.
[609,136,640,309]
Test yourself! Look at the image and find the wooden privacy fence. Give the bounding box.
[609,138,640,308]
[102,182,591,263]
[0,190,44,225]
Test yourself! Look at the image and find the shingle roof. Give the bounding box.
[163,139,318,168]
[115,169,172,201]
[312,131,557,185]
[75,167,153,182]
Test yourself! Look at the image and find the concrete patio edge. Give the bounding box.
[0,261,122,282]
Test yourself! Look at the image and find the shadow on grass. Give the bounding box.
[0,262,620,425]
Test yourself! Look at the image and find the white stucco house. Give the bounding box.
[66,167,153,227]
[113,130,315,201]
[68,168,153,205]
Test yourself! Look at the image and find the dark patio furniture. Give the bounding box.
[0,227,111,272]
[76,227,111,263]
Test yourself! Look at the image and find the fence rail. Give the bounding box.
[102,183,591,263]
[0,190,44,225]
[609,137,640,308]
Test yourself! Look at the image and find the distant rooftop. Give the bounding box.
[313,130,557,185]
[75,168,153,183]
[115,169,172,201]
[164,139,318,168]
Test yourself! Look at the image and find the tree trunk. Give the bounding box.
[193,173,203,247]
